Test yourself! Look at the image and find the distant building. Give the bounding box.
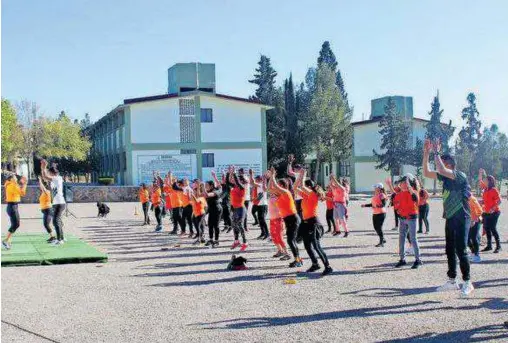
[88,63,271,185]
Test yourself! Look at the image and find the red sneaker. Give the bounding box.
[239,243,248,252]
[231,241,241,250]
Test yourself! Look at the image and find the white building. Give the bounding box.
[88,63,271,185]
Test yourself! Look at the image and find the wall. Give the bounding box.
[200,96,262,142]
[201,148,262,181]
[354,122,383,157]
[131,150,197,185]
[130,98,180,143]
[354,161,392,192]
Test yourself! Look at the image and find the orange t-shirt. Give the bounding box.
[252,187,260,206]
[277,189,297,218]
[469,196,483,222]
[151,188,162,206]
[163,185,172,208]
[230,187,246,209]
[325,190,334,210]
[170,189,183,208]
[418,189,429,206]
[396,191,419,218]
[372,193,387,215]
[39,190,52,210]
[191,197,207,216]
[483,188,501,213]
[301,191,319,220]
[332,187,346,203]
[180,188,191,207]
[139,189,149,204]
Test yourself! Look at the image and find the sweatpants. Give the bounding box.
[183,205,193,233]
[399,218,420,261]
[222,202,232,228]
[483,211,501,249]
[233,206,247,243]
[171,207,185,233]
[142,202,150,224]
[208,207,223,241]
[373,213,386,243]
[52,204,65,241]
[284,214,301,259]
[256,205,269,237]
[445,214,471,281]
[301,217,329,266]
[418,204,430,232]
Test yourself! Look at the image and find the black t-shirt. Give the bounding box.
[206,189,222,211]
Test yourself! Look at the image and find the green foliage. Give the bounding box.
[409,138,424,177]
[425,92,454,152]
[249,55,277,105]
[98,176,114,185]
[373,97,412,177]
[284,74,305,162]
[1,99,22,162]
[303,64,352,179]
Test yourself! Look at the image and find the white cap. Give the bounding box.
[404,173,415,180]
[373,183,384,189]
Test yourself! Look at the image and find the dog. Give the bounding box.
[97,202,110,218]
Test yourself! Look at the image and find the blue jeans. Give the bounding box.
[399,218,420,261]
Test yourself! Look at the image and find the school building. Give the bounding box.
[88,63,271,185]
[314,96,434,193]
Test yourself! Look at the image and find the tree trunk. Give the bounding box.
[433,178,437,195]
[314,159,321,182]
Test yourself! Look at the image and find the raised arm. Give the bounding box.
[40,160,55,182]
[211,170,221,189]
[268,168,284,195]
[423,139,438,180]
[38,176,48,193]
[296,169,312,196]
[329,174,345,190]
[287,154,297,178]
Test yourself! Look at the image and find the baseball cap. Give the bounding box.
[373,183,384,189]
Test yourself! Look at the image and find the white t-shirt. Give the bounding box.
[51,175,66,205]
[256,185,268,206]
[244,182,251,201]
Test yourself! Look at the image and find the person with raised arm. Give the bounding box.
[417,179,430,234]
[294,168,333,276]
[220,169,233,233]
[268,167,302,268]
[166,172,185,235]
[150,181,163,232]
[478,168,502,253]
[40,160,66,245]
[228,166,249,251]
[423,139,473,297]
[2,173,28,250]
[266,169,290,260]
[249,169,269,240]
[361,183,388,247]
[189,180,207,244]
[204,170,223,247]
[38,176,56,242]
[287,154,304,219]
[329,174,350,237]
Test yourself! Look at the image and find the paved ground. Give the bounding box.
[2,200,507,343]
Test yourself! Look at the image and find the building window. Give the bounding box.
[339,161,351,177]
[181,149,197,155]
[200,108,213,123]
[202,153,214,168]
[122,152,127,171]
[325,165,330,177]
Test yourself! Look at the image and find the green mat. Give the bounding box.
[1,234,108,267]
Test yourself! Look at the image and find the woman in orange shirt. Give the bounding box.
[2,173,28,250]
[417,180,430,234]
[268,167,302,268]
[190,181,207,244]
[139,183,151,225]
[294,169,332,276]
[228,166,248,251]
[361,183,388,247]
[325,185,336,233]
[479,169,502,253]
[38,176,56,242]
[151,182,163,232]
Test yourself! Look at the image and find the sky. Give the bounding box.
[2,0,507,132]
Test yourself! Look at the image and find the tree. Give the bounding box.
[40,114,91,160]
[284,74,302,160]
[249,55,277,105]
[408,138,424,178]
[1,99,22,163]
[456,92,482,180]
[17,100,45,179]
[80,113,92,130]
[373,97,412,179]
[303,64,352,180]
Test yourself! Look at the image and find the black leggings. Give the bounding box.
[251,204,259,223]
[418,204,430,232]
[256,205,269,237]
[468,221,481,255]
[326,209,335,231]
[41,208,53,234]
[301,217,329,266]
[295,199,303,218]
[284,214,301,259]
[483,211,501,248]
[154,206,162,226]
[52,204,65,241]
[7,203,20,233]
[394,209,400,228]
[208,207,223,241]
[193,215,205,236]
[183,205,193,233]
[222,203,232,228]
[373,213,386,242]
[171,207,185,233]
[142,202,150,224]
[243,201,250,229]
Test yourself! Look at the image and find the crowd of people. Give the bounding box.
[2,141,504,293]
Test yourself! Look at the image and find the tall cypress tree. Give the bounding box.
[249,55,277,105]
[373,97,412,179]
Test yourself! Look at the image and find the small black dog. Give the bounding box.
[97,202,110,218]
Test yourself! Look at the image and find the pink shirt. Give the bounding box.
[268,194,281,219]
[332,187,346,203]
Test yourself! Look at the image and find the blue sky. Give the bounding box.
[2,0,507,132]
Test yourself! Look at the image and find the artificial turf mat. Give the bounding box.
[1,233,108,267]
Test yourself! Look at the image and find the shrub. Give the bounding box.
[98,176,114,185]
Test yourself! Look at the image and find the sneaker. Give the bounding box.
[417,230,423,234]
[212,241,220,248]
[411,260,423,269]
[226,227,232,233]
[239,243,248,252]
[279,253,291,261]
[470,255,482,263]
[200,237,206,244]
[425,230,430,234]
[321,266,333,276]
[256,234,264,240]
[231,241,241,250]
[192,234,199,240]
[494,246,502,254]
[53,240,64,246]
[262,235,269,240]
[273,251,284,258]
[375,242,384,247]
[47,237,57,243]
[306,264,321,273]
[481,246,493,252]
[2,241,11,250]
[395,260,407,268]
[332,231,342,236]
[460,281,474,298]
[205,240,213,247]
[289,259,303,268]
[155,226,163,232]
[169,231,178,235]
[344,232,349,238]
[192,239,201,245]
[436,278,460,292]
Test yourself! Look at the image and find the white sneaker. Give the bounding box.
[461,281,474,297]
[470,255,481,263]
[52,240,64,246]
[436,279,460,292]
[406,247,414,256]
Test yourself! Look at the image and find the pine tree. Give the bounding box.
[455,92,482,180]
[284,74,299,158]
[373,97,412,179]
[249,55,277,105]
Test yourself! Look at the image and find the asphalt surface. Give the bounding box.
[1,200,507,343]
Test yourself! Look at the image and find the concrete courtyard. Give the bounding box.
[2,199,507,342]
